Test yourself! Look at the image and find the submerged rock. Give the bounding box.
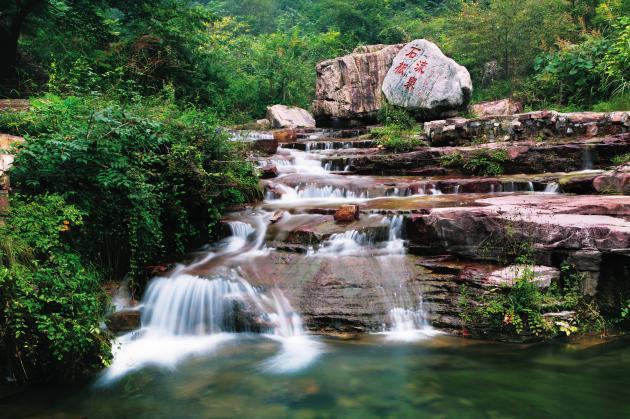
[382,39,472,119]
[313,44,403,126]
[266,105,315,129]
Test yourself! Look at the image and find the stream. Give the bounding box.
[4,133,627,418]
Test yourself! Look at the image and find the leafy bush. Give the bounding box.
[0,195,111,383]
[377,103,416,129]
[440,149,509,176]
[525,15,629,107]
[612,153,630,166]
[371,125,424,153]
[7,94,261,283]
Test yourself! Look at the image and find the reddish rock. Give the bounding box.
[252,138,278,155]
[471,98,523,117]
[567,112,606,124]
[273,129,298,143]
[270,210,286,224]
[0,134,24,150]
[594,164,630,195]
[334,205,360,222]
[259,164,279,179]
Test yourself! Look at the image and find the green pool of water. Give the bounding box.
[2,335,629,418]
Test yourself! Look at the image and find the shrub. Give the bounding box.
[612,153,630,166]
[7,94,261,284]
[440,149,509,176]
[0,195,111,383]
[377,103,416,129]
[371,125,424,153]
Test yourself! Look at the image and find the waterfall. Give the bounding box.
[544,182,560,194]
[100,215,321,383]
[140,275,249,335]
[582,147,593,170]
[229,221,255,239]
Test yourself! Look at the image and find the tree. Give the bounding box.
[0,0,46,78]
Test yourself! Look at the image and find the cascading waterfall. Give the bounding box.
[100,215,321,384]
[544,182,560,194]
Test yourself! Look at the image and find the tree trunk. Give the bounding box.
[0,28,19,79]
[0,0,45,80]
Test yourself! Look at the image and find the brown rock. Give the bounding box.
[0,99,30,112]
[334,205,360,222]
[107,310,141,333]
[252,138,278,155]
[471,99,523,117]
[594,164,630,195]
[259,164,279,179]
[567,112,606,124]
[0,134,24,150]
[312,44,403,125]
[273,129,297,143]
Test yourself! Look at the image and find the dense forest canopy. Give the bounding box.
[1,0,628,116]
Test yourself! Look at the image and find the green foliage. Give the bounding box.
[0,195,111,383]
[612,153,630,166]
[524,15,629,107]
[371,125,424,153]
[377,103,416,129]
[440,149,509,176]
[7,94,261,282]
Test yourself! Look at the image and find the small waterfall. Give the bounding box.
[101,214,321,383]
[140,275,248,335]
[385,306,437,342]
[454,185,461,194]
[229,221,255,239]
[582,147,593,170]
[527,181,534,192]
[544,182,560,194]
[307,230,372,257]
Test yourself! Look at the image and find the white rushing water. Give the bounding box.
[100,217,322,384]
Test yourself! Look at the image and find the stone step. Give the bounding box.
[319,133,629,176]
[280,139,376,151]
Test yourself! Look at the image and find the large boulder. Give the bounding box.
[382,39,472,119]
[312,44,404,126]
[266,105,315,129]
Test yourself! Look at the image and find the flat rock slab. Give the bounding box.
[382,39,472,117]
[410,195,630,254]
[267,105,315,129]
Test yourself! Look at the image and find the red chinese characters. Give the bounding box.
[405,47,423,59]
[394,62,409,75]
[403,76,417,90]
[414,60,429,74]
